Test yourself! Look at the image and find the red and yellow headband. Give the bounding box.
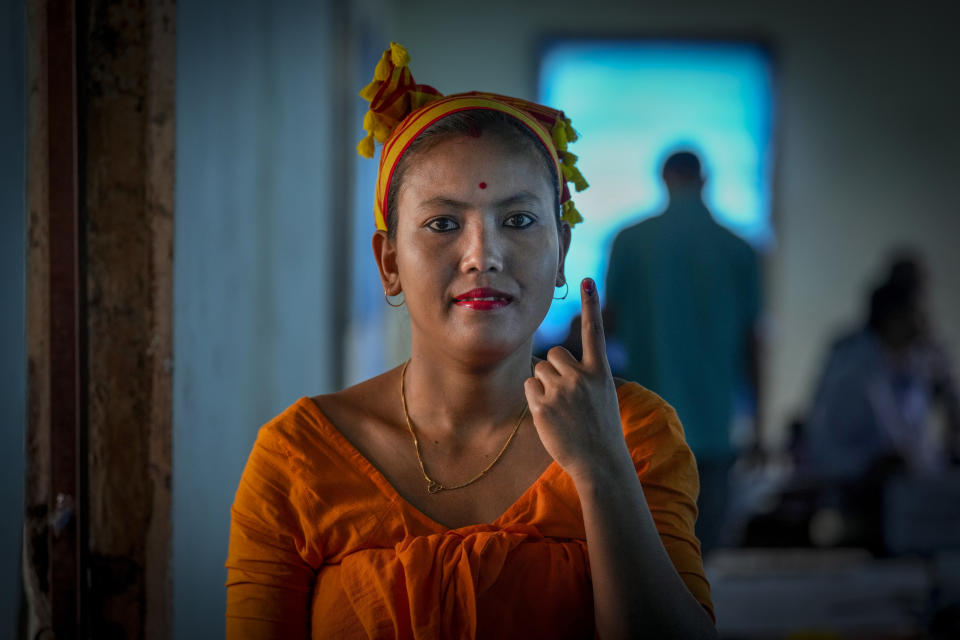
[358,42,588,232]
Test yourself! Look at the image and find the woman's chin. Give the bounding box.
[409,311,542,364]
[433,330,532,366]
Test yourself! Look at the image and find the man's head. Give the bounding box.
[662,151,705,196]
[868,253,928,351]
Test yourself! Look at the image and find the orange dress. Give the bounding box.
[226,382,713,639]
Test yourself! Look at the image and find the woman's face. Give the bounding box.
[378,133,569,364]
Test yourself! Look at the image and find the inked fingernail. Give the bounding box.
[583,279,595,295]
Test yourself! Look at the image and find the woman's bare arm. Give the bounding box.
[574,451,716,639]
[525,278,716,639]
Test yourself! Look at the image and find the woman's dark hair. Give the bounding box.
[384,109,561,238]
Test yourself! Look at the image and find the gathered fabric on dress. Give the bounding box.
[225,383,713,639]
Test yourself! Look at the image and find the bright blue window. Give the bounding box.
[537,39,775,346]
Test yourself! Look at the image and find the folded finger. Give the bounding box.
[533,359,562,383]
[545,345,578,373]
[524,376,545,404]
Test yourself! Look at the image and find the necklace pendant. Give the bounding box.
[426,479,443,494]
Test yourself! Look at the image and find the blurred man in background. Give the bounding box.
[796,254,960,553]
[802,254,960,481]
[604,151,763,556]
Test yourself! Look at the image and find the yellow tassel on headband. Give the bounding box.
[358,42,588,231]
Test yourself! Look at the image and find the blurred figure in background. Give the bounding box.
[802,253,960,487]
[604,151,763,556]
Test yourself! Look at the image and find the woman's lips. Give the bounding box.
[453,287,513,310]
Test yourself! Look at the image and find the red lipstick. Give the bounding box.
[453,287,513,310]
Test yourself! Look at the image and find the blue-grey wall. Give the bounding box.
[1,0,26,634]
[174,1,336,637]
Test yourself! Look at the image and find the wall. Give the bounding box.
[174,1,337,637]
[0,0,25,634]
[390,0,960,445]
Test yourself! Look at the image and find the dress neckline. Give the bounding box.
[299,396,562,533]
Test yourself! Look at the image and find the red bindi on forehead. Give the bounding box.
[478,182,487,189]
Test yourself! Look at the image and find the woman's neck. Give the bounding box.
[403,341,533,442]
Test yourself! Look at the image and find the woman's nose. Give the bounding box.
[460,219,504,273]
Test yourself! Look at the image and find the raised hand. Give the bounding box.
[524,278,628,481]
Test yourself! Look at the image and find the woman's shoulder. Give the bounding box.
[313,365,398,410]
[311,366,402,439]
[614,378,676,421]
[613,379,689,457]
[232,374,408,567]
[307,365,411,476]
[243,367,398,475]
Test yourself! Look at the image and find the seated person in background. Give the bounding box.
[802,253,960,483]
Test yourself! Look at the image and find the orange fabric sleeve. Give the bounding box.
[619,383,715,622]
[225,421,322,639]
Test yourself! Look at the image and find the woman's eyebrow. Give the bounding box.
[418,196,470,211]
[495,191,542,207]
[418,191,543,212]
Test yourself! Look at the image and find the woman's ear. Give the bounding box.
[372,230,402,295]
[556,221,572,285]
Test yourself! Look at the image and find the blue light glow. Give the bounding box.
[537,40,774,346]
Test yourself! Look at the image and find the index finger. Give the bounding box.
[579,277,608,371]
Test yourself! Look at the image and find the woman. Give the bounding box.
[226,43,716,639]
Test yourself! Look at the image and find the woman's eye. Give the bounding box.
[426,217,460,232]
[504,213,535,228]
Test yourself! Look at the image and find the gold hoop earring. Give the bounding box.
[553,281,568,300]
[384,291,405,307]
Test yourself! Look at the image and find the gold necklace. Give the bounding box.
[400,359,529,494]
